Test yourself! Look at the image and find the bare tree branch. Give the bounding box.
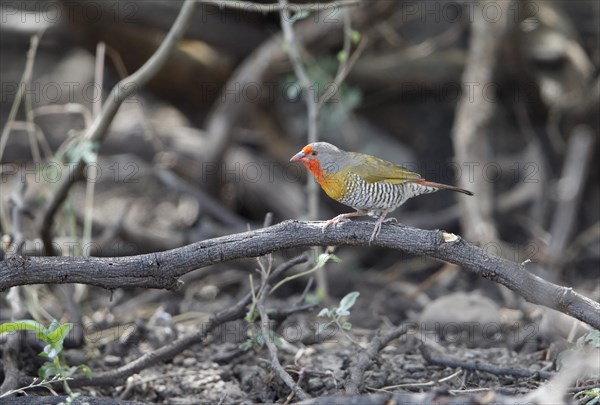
[197,0,362,12]
[2,221,598,329]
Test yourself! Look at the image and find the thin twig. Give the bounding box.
[368,369,463,392]
[279,0,319,222]
[548,126,595,260]
[0,30,45,163]
[81,42,106,255]
[0,31,44,237]
[419,345,554,380]
[317,11,367,108]
[345,324,412,394]
[524,351,599,403]
[257,281,310,400]
[296,277,314,306]
[318,37,367,108]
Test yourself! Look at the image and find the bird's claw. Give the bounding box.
[321,216,350,233]
[369,212,391,244]
[369,222,382,244]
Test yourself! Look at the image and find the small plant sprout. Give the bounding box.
[569,329,600,404]
[0,319,92,395]
[240,255,284,352]
[574,388,600,405]
[240,328,283,352]
[317,291,360,344]
[270,253,340,296]
[557,329,600,370]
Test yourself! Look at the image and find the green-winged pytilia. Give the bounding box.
[291,142,473,242]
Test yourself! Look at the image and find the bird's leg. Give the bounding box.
[369,210,390,243]
[322,210,368,233]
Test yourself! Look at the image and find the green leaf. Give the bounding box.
[351,30,361,44]
[0,320,47,336]
[575,389,600,405]
[317,308,331,318]
[338,291,360,313]
[39,362,61,379]
[555,348,574,370]
[47,323,73,346]
[47,320,61,333]
[335,309,350,317]
[255,333,265,347]
[65,139,99,164]
[289,10,309,24]
[337,50,348,63]
[78,364,93,379]
[342,322,352,330]
[239,340,253,351]
[577,329,600,348]
[244,308,259,323]
[316,253,341,268]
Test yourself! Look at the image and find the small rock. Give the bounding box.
[419,292,502,346]
[537,306,589,341]
[307,377,324,391]
[182,357,197,367]
[104,355,121,366]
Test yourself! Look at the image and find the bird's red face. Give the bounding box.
[290,144,324,181]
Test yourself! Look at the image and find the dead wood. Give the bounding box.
[1,221,598,329]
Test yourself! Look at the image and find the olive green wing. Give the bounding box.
[348,153,422,184]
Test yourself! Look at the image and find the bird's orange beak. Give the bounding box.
[290,150,306,163]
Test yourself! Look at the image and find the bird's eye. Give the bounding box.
[311,151,318,156]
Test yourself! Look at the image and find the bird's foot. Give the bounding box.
[383,217,398,224]
[369,222,382,244]
[322,214,351,233]
[369,211,390,244]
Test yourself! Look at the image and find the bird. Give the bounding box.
[290,142,473,243]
